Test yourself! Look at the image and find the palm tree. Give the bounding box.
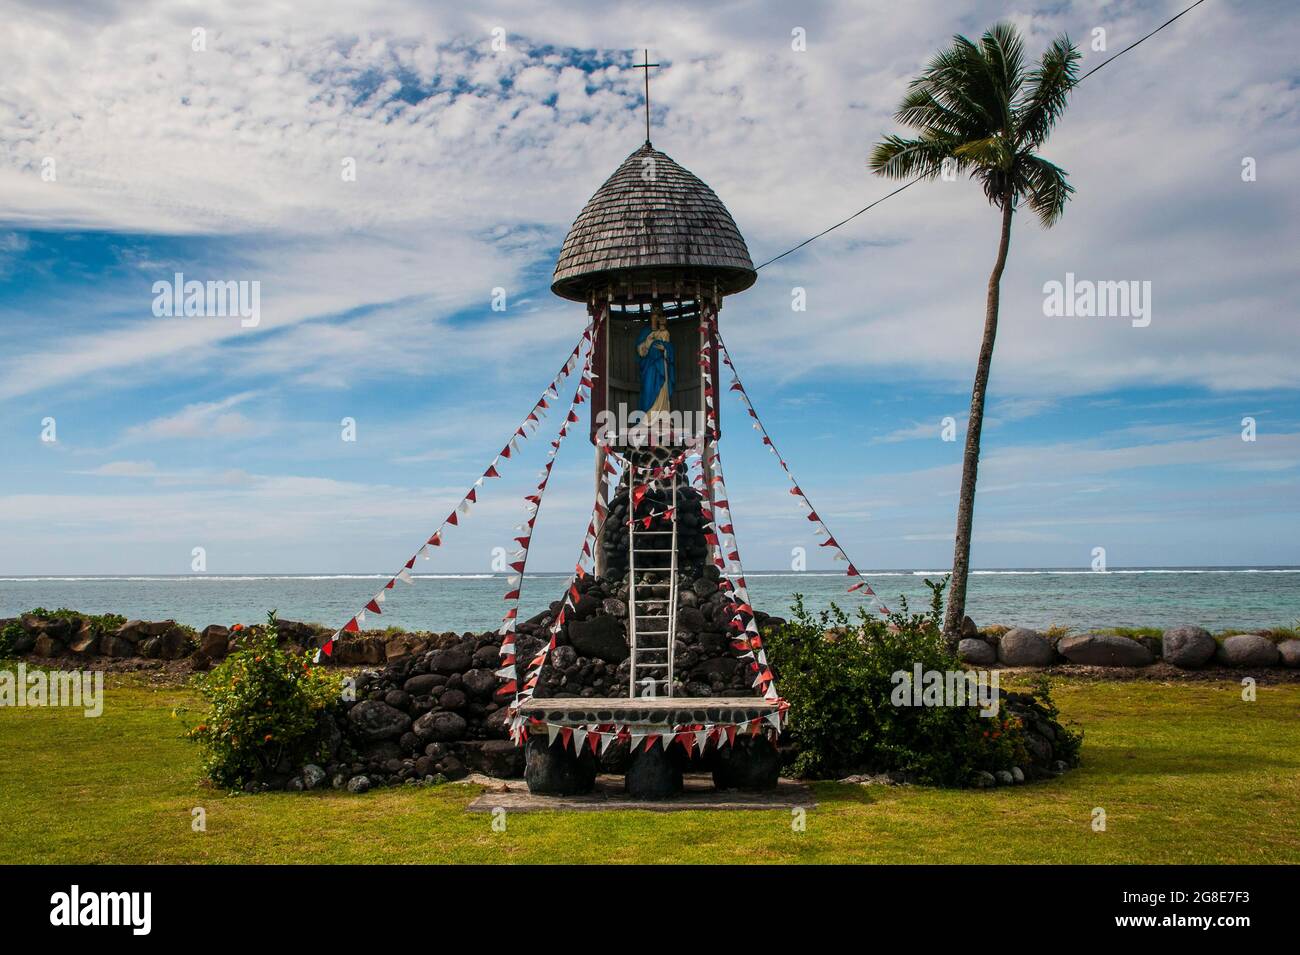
[870,23,1080,642]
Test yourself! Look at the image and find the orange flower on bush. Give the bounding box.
[231,624,244,632]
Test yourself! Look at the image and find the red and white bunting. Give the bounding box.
[499,312,610,720]
[713,323,891,616]
[497,309,603,646]
[502,481,608,739]
[693,305,781,703]
[313,317,598,663]
[516,708,788,757]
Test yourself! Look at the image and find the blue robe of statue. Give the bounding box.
[636,326,675,414]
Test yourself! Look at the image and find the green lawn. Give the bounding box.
[1,675,1297,863]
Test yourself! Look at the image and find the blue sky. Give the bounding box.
[1,0,1298,574]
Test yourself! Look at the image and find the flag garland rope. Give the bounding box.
[500,314,607,727]
[714,326,892,615]
[500,484,607,740]
[529,711,783,760]
[697,304,782,703]
[495,307,605,693]
[314,318,597,662]
[501,313,790,752]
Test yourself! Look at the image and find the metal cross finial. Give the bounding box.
[632,48,660,144]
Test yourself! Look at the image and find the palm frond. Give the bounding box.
[1019,154,1075,226]
[915,36,1002,133]
[953,136,1006,169]
[979,22,1026,132]
[894,87,980,137]
[870,21,1076,225]
[1018,35,1081,148]
[868,134,960,180]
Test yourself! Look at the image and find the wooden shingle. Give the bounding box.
[551,143,756,302]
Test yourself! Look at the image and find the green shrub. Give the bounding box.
[181,611,342,789]
[26,607,127,633]
[1024,674,1084,765]
[0,619,22,658]
[766,578,1048,786]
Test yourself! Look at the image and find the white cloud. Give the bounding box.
[123,392,263,441]
[80,460,159,477]
[0,1,1297,574]
[0,0,1294,401]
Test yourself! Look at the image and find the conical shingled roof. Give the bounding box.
[551,143,756,302]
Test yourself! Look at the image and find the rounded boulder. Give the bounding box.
[413,710,468,743]
[346,700,412,741]
[1057,633,1153,667]
[1161,625,1216,668]
[461,667,499,699]
[1277,639,1300,669]
[430,646,473,675]
[1217,634,1280,668]
[957,638,997,666]
[997,628,1054,667]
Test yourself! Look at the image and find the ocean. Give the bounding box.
[2,568,1296,634]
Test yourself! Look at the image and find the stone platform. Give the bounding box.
[517,697,784,799]
[467,774,814,813]
[517,696,781,728]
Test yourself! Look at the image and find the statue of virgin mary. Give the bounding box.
[636,307,675,418]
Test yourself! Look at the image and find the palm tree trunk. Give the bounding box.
[943,192,1015,641]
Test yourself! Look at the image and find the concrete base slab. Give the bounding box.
[465,773,816,813]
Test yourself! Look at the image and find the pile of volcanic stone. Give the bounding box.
[291,631,523,794]
[516,470,782,701]
[598,471,712,579]
[974,688,1079,786]
[5,613,199,660]
[294,546,786,793]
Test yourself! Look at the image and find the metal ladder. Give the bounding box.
[627,457,678,699]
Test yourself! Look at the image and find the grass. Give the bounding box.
[1,673,1298,863]
[1094,627,1164,641]
[1217,627,1299,642]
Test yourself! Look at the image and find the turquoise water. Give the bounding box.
[1,568,1296,633]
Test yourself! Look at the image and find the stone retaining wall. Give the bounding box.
[958,624,1300,670]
